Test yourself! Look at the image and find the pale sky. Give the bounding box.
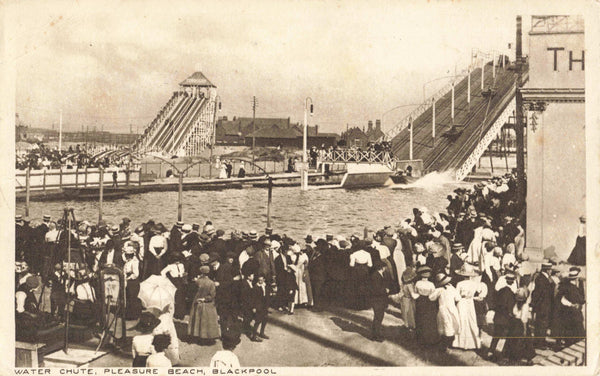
[8,0,581,135]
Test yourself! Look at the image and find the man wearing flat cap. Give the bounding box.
[487,272,517,359]
[369,260,389,342]
[531,261,555,349]
[206,229,227,262]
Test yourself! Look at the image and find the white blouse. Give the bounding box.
[349,250,372,267]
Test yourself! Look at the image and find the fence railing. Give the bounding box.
[15,168,142,191]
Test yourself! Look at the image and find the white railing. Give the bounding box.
[181,96,217,156]
[318,149,394,164]
[384,67,471,141]
[455,99,515,181]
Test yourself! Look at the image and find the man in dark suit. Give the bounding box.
[370,260,389,342]
[99,239,124,269]
[487,272,517,359]
[531,262,555,348]
[169,221,183,254]
[308,239,327,311]
[206,230,228,261]
[254,238,275,284]
[252,274,271,341]
[240,271,257,339]
[211,256,235,330]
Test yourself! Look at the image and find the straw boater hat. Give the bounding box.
[451,243,464,252]
[567,267,581,279]
[182,224,192,233]
[248,230,258,241]
[176,221,184,228]
[43,215,51,223]
[455,263,480,277]
[540,261,553,271]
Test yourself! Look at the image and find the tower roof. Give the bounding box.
[179,72,216,88]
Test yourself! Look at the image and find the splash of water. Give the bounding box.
[390,170,457,190]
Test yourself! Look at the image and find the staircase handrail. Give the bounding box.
[383,66,472,141]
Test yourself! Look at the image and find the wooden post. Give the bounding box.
[139,168,142,186]
[25,168,30,217]
[42,169,47,191]
[75,168,79,188]
[59,168,63,188]
[266,176,273,228]
[177,173,183,221]
[99,166,104,222]
[64,212,72,354]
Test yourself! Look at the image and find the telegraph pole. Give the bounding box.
[252,96,257,149]
[515,15,526,207]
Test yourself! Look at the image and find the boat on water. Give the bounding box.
[63,187,131,200]
[390,173,418,185]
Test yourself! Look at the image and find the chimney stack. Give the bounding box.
[368,120,373,132]
[315,125,318,135]
[375,119,381,131]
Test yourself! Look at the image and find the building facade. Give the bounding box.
[522,15,585,259]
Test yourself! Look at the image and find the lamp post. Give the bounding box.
[301,97,313,191]
[143,155,208,221]
[409,117,413,160]
[210,95,222,179]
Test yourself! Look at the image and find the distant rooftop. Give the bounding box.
[179,72,216,88]
[530,15,584,34]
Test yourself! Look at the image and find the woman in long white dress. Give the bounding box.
[219,160,228,179]
[429,273,461,351]
[452,264,486,349]
[287,244,309,305]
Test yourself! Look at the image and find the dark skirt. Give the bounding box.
[415,296,440,345]
[349,264,370,310]
[567,236,586,266]
[169,277,187,320]
[125,279,142,320]
[132,355,148,367]
[503,318,535,361]
[143,253,163,278]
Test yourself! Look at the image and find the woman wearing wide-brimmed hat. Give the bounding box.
[144,226,168,278]
[161,252,187,320]
[429,273,461,352]
[414,266,439,346]
[123,246,142,320]
[188,265,221,343]
[452,263,486,350]
[131,311,161,366]
[400,268,418,331]
[503,287,535,365]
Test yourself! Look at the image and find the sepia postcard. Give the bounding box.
[1,0,599,375]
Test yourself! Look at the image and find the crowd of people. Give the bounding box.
[15,171,586,367]
[16,143,132,171]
